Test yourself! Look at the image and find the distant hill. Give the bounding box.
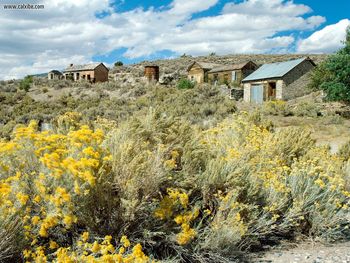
[31,72,48,78]
[110,53,329,77]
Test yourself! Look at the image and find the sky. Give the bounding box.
[0,0,349,80]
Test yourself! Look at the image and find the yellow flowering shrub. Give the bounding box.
[1,110,350,262]
[155,188,199,245]
[196,113,350,253]
[0,120,115,261]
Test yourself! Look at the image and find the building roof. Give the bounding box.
[242,57,315,82]
[48,70,63,75]
[208,61,256,73]
[63,63,108,72]
[187,61,222,71]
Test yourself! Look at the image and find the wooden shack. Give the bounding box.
[63,63,109,83]
[48,70,63,80]
[242,57,316,103]
[187,62,221,84]
[207,61,258,87]
[144,66,159,82]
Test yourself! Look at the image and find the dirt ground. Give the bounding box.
[253,241,350,263]
[269,116,350,154]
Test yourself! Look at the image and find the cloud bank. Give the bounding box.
[0,0,347,79]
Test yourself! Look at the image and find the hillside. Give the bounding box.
[110,53,329,78]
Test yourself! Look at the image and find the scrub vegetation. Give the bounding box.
[1,109,350,262]
[1,30,350,262]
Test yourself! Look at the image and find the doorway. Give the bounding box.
[268,82,276,100]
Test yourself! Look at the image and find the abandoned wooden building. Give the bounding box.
[187,62,221,84]
[48,70,63,80]
[207,61,258,87]
[144,65,160,82]
[242,57,316,103]
[63,63,109,83]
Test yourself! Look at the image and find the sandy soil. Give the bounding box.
[253,241,350,263]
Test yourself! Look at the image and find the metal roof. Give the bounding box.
[64,63,106,72]
[187,61,221,71]
[208,61,256,73]
[242,57,314,82]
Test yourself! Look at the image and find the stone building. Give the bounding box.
[48,70,63,80]
[187,62,221,84]
[63,63,109,83]
[242,57,316,103]
[207,61,258,87]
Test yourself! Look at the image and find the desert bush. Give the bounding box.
[194,114,349,255]
[0,112,350,262]
[177,78,195,90]
[291,101,321,117]
[0,215,23,262]
[19,75,33,92]
[319,114,344,125]
[339,140,350,161]
[261,100,291,116]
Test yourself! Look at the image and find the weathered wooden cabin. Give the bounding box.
[63,63,109,83]
[144,65,160,82]
[207,61,258,87]
[48,70,63,80]
[242,57,316,103]
[187,62,221,84]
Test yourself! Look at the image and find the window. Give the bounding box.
[232,71,237,81]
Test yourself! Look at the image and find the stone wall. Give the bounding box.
[243,83,251,102]
[282,60,315,100]
[276,80,284,100]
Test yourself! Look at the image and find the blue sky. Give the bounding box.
[92,0,350,65]
[0,0,349,79]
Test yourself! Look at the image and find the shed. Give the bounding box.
[242,57,316,103]
[63,63,109,83]
[144,65,160,82]
[48,70,63,80]
[187,62,221,84]
[207,61,258,87]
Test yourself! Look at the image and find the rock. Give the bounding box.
[159,71,180,85]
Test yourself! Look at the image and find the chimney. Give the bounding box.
[70,63,73,67]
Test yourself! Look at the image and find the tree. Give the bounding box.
[310,26,350,102]
[114,61,123,67]
[19,75,33,92]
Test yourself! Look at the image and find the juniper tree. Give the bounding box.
[310,26,350,102]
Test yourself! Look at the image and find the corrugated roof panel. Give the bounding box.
[242,58,307,82]
[208,61,253,73]
[64,63,102,72]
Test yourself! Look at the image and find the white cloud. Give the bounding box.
[297,19,350,53]
[223,0,312,16]
[0,0,329,79]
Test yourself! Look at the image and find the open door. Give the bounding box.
[268,82,276,100]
